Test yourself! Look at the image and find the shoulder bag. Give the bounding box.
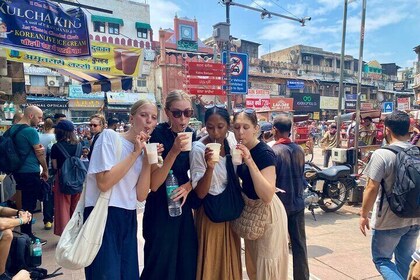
[55,132,122,269]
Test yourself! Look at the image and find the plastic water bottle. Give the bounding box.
[8,102,15,119]
[31,238,42,267]
[3,101,9,119]
[166,170,182,217]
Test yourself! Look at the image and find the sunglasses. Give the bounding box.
[233,108,256,115]
[89,123,100,127]
[170,109,194,118]
[205,104,227,110]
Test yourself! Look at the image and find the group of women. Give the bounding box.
[84,90,289,280]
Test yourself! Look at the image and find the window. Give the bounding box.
[137,28,147,39]
[108,23,119,35]
[137,79,146,88]
[94,21,105,33]
[29,75,45,86]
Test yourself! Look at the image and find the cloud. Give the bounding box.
[149,0,181,39]
[313,0,341,16]
[249,0,273,8]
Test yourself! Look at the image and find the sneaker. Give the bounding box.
[44,222,52,230]
[30,235,47,246]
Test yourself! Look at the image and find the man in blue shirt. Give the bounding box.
[271,116,309,280]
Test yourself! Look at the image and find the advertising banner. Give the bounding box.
[320,96,339,110]
[397,97,410,110]
[0,0,90,57]
[287,80,305,89]
[270,97,293,111]
[292,93,320,112]
[246,94,270,109]
[345,101,356,110]
[3,41,143,76]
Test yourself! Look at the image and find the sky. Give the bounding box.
[146,0,420,69]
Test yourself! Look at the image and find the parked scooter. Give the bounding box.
[303,162,357,220]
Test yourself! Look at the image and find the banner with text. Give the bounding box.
[3,41,143,76]
[270,97,293,111]
[246,94,270,109]
[0,0,90,57]
[320,96,339,110]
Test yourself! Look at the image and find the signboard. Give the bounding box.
[222,51,248,94]
[248,88,270,95]
[245,94,270,109]
[313,112,320,120]
[346,94,357,100]
[292,93,320,112]
[69,99,103,108]
[68,85,105,99]
[107,92,155,105]
[320,96,339,110]
[383,102,393,113]
[397,97,410,110]
[270,97,293,111]
[393,82,405,91]
[188,88,225,95]
[185,61,226,96]
[287,80,305,90]
[22,97,68,109]
[0,0,90,57]
[187,77,225,86]
[345,101,356,110]
[4,41,143,77]
[361,102,373,110]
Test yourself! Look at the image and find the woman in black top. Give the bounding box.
[50,120,81,236]
[233,109,289,280]
[141,90,199,280]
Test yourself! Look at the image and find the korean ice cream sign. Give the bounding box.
[0,0,90,57]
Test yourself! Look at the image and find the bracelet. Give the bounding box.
[18,218,23,225]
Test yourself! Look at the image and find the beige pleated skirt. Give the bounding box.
[244,195,289,280]
[195,206,242,280]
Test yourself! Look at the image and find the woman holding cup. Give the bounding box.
[141,90,199,280]
[190,105,242,280]
[233,109,289,280]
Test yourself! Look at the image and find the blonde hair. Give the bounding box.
[130,99,155,115]
[89,114,106,126]
[165,90,191,110]
[43,118,54,131]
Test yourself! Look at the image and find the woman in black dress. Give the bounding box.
[141,90,199,280]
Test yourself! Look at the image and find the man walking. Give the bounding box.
[320,123,338,167]
[360,110,420,280]
[12,106,48,244]
[271,116,310,280]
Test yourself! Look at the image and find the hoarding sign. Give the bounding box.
[270,97,294,111]
[222,51,248,94]
[320,96,339,110]
[287,80,305,89]
[245,94,270,109]
[292,93,320,112]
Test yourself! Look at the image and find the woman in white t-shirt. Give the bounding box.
[84,100,158,280]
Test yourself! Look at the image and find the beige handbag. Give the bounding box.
[55,132,122,270]
[231,192,270,240]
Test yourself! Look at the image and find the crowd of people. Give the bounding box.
[1,90,420,280]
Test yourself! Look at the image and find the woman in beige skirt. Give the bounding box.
[233,109,289,280]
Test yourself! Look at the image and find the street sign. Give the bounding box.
[222,51,249,94]
[188,88,226,95]
[187,78,225,86]
[185,61,226,96]
[287,80,305,90]
[383,102,393,113]
[187,69,225,76]
[186,62,225,71]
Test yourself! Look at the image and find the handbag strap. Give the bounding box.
[101,132,123,200]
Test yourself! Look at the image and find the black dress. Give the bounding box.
[141,123,199,280]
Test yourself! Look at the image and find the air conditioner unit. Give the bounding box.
[47,76,59,87]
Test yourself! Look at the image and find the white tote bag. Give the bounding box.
[55,133,122,270]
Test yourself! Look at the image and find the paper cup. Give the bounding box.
[232,148,243,165]
[206,143,221,162]
[178,132,193,151]
[145,143,158,164]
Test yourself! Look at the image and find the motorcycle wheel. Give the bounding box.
[319,181,350,212]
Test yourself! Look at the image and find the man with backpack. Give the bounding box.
[1,106,48,245]
[360,110,420,280]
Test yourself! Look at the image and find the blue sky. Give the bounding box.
[147,0,420,69]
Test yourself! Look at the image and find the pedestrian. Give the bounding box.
[80,146,90,170]
[84,99,156,279]
[141,90,198,280]
[38,117,55,230]
[10,106,48,244]
[107,117,119,131]
[50,120,82,236]
[320,123,338,167]
[87,114,105,160]
[359,110,420,280]
[271,115,310,280]
[360,116,377,145]
[190,105,242,280]
[233,108,289,280]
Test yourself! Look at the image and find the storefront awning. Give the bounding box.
[135,22,151,30]
[23,96,69,109]
[91,15,124,26]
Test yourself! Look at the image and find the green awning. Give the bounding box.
[91,15,124,26]
[135,22,151,30]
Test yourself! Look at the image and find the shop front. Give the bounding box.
[67,85,105,122]
[22,96,69,117]
[106,92,156,122]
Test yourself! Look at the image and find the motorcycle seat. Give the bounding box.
[317,165,351,181]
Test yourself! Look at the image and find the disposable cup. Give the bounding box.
[178,132,193,151]
[206,143,221,163]
[232,148,243,165]
[145,143,158,164]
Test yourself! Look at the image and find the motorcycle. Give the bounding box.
[303,162,357,220]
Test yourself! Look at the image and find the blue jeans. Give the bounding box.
[372,225,420,280]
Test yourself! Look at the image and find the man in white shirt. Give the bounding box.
[359,111,420,280]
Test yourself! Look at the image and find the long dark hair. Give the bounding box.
[55,128,78,144]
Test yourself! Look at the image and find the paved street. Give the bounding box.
[25,147,418,279]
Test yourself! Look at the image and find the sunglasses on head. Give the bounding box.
[170,109,194,118]
[205,104,227,110]
[89,123,100,127]
[234,108,256,115]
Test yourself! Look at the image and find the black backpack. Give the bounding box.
[0,124,30,174]
[56,142,87,195]
[379,145,420,218]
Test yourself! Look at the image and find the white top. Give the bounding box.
[190,138,236,196]
[85,129,143,210]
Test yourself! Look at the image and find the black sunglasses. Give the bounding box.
[170,109,194,118]
[89,123,100,127]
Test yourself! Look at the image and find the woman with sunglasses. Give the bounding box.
[233,109,289,280]
[190,106,242,280]
[141,90,199,280]
[84,99,157,279]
